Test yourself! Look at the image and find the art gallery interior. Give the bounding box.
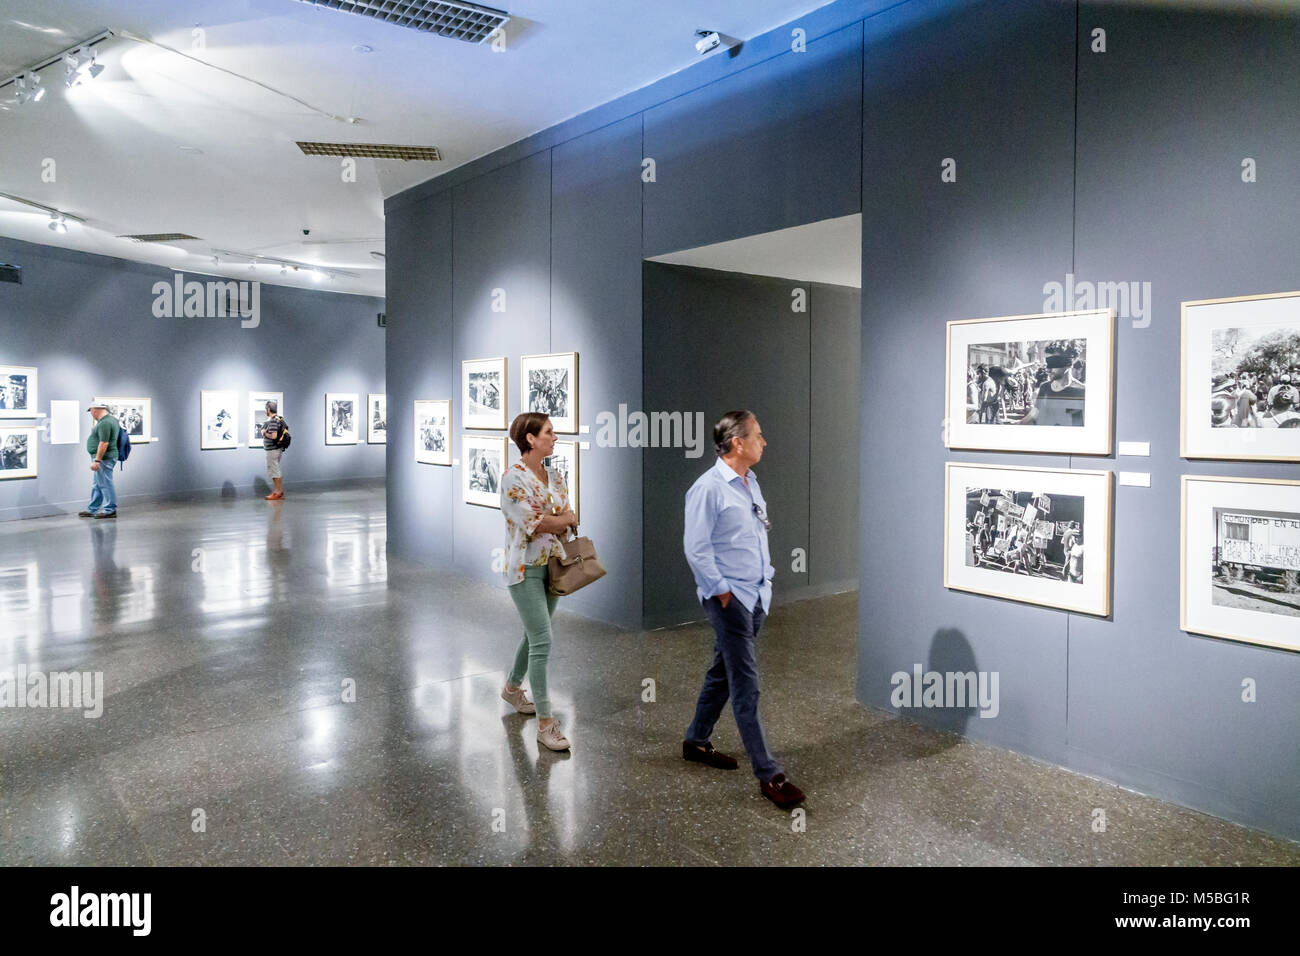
[1,0,1298,869]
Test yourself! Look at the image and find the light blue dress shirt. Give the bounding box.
[683,456,775,613]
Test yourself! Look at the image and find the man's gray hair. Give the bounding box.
[265,400,278,414]
[713,409,754,456]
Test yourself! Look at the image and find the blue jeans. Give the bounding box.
[686,596,782,782]
[87,459,117,515]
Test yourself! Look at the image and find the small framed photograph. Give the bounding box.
[0,426,37,479]
[1181,290,1300,461]
[367,393,387,444]
[462,434,505,508]
[414,400,451,465]
[325,393,359,445]
[1181,475,1300,652]
[945,462,1113,616]
[94,397,152,444]
[248,391,283,448]
[520,352,578,433]
[462,357,507,430]
[200,390,240,449]
[548,440,579,522]
[945,309,1114,455]
[0,365,37,419]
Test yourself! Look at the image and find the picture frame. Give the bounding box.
[94,396,152,444]
[520,352,578,433]
[325,393,359,445]
[945,462,1113,616]
[945,309,1114,455]
[462,434,506,508]
[0,365,37,419]
[1181,475,1300,652]
[248,391,284,448]
[414,399,451,466]
[548,440,579,522]
[462,357,507,430]
[367,393,387,444]
[0,426,38,479]
[200,390,240,449]
[1181,290,1300,461]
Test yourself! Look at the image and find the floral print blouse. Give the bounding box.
[500,460,570,585]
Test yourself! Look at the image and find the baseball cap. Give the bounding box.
[87,402,109,411]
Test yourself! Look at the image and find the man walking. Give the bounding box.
[261,400,288,500]
[681,410,805,809]
[79,402,120,519]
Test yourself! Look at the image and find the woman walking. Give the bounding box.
[499,412,578,751]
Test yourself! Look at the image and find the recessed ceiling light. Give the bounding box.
[353,44,373,53]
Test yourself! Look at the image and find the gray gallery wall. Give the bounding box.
[643,263,860,628]
[386,0,1300,840]
[0,237,385,522]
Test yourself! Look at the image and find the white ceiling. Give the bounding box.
[648,214,861,288]
[0,0,834,296]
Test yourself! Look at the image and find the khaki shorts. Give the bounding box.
[265,447,283,479]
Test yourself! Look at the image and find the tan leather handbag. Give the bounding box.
[547,534,606,596]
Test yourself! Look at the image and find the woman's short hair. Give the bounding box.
[713,410,754,456]
[509,412,550,455]
[265,399,278,414]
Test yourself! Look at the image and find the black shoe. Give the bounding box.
[682,740,739,770]
[94,511,117,519]
[77,511,95,518]
[760,773,806,809]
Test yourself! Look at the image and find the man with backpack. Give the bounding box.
[262,399,289,500]
[80,402,121,519]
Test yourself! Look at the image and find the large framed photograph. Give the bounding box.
[325,393,359,445]
[462,357,507,430]
[945,309,1114,455]
[94,396,152,444]
[367,393,387,444]
[200,390,239,449]
[462,434,505,508]
[414,399,451,465]
[0,365,36,419]
[945,462,1112,616]
[1182,475,1300,652]
[548,440,580,522]
[0,426,37,479]
[1182,290,1300,461]
[248,391,284,448]
[521,352,578,433]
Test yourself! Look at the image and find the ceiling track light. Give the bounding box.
[209,248,359,280]
[0,191,86,227]
[0,29,114,99]
[48,214,68,233]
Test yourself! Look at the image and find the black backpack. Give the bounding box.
[275,419,291,450]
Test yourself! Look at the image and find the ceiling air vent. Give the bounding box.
[117,233,201,243]
[294,0,508,43]
[297,142,443,161]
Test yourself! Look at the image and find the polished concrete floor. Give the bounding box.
[1,487,1296,866]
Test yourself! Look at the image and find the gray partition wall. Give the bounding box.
[0,238,385,521]
[385,0,1300,841]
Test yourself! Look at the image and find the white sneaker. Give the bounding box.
[501,684,536,715]
[536,722,570,751]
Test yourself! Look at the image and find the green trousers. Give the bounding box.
[507,566,558,718]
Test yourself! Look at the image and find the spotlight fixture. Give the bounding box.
[48,214,68,233]
[0,29,113,102]
[29,74,45,102]
[64,50,104,87]
[695,30,721,55]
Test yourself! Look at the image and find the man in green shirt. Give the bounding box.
[80,402,120,519]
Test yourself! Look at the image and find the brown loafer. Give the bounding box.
[682,741,738,770]
[760,773,805,809]
[78,511,95,517]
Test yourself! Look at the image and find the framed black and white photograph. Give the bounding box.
[325,392,358,445]
[248,391,284,448]
[93,396,152,444]
[0,426,37,479]
[521,352,578,433]
[462,434,505,508]
[1182,475,1300,652]
[945,309,1114,455]
[200,390,239,449]
[945,462,1112,616]
[414,399,451,466]
[548,440,579,522]
[0,365,36,419]
[367,393,387,444]
[1182,290,1300,461]
[462,357,507,430]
